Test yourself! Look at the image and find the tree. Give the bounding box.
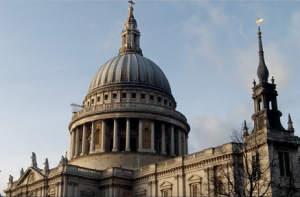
[203,122,300,197]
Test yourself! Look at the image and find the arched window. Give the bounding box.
[269,100,272,110]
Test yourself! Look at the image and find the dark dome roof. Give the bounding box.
[88,54,172,95]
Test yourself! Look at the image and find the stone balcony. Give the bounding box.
[71,102,188,124]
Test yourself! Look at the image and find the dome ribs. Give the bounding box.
[115,55,126,82]
[88,54,172,95]
[149,59,163,87]
[94,60,108,87]
[129,54,137,82]
[144,57,153,85]
[121,54,129,81]
[136,54,146,82]
[107,57,120,83]
[100,58,115,85]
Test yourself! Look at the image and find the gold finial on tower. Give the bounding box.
[256,18,263,26]
[128,0,135,16]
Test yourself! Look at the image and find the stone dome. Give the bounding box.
[88,53,172,96]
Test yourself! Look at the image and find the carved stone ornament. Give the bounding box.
[28,173,35,183]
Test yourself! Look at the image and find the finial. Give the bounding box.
[128,0,135,16]
[243,120,249,136]
[288,113,294,132]
[128,0,135,8]
[253,79,256,86]
[271,76,274,84]
[256,18,263,27]
[256,22,269,83]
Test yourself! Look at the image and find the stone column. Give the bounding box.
[125,118,131,151]
[90,121,95,153]
[138,119,143,151]
[100,120,106,152]
[80,124,87,156]
[112,118,118,152]
[74,127,80,158]
[170,125,175,156]
[151,121,155,153]
[161,123,166,155]
[178,129,182,156]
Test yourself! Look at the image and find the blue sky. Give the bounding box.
[1,1,300,193]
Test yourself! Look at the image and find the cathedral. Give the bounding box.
[4,2,300,197]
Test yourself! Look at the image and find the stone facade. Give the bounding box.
[4,3,300,197]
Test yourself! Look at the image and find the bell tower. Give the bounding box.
[251,26,291,134]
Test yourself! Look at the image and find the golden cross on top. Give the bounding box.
[128,0,135,8]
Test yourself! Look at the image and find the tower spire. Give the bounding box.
[257,23,269,83]
[118,1,143,56]
[243,120,249,136]
[288,114,294,132]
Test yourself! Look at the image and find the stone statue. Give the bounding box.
[44,158,49,172]
[59,156,66,165]
[9,175,13,184]
[20,168,24,178]
[30,152,37,168]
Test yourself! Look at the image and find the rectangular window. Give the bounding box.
[158,97,161,103]
[278,151,290,177]
[141,93,145,100]
[163,190,169,197]
[113,93,117,100]
[92,99,94,104]
[164,99,167,105]
[169,102,172,107]
[192,184,199,197]
[150,95,154,101]
[132,93,136,99]
[104,95,108,100]
[97,96,100,102]
[122,93,127,99]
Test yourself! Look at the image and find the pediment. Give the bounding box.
[47,187,56,195]
[160,181,173,189]
[81,188,95,196]
[188,174,202,183]
[16,167,45,186]
[135,187,146,195]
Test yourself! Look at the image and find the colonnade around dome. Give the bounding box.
[69,117,188,162]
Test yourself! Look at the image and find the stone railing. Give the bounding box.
[71,102,187,123]
[77,167,102,175]
[101,167,133,178]
[183,143,241,163]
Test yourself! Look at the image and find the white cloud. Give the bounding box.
[188,115,230,154]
